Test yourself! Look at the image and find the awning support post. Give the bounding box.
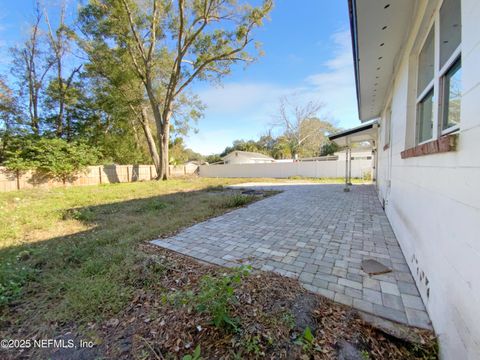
[344,146,350,192]
[347,147,352,185]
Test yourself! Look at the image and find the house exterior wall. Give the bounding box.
[375,0,480,357]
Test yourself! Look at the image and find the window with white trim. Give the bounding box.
[415,0,461,145]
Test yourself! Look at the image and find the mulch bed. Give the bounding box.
[5,244,437,359]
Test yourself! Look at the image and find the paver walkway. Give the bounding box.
[152,183,431,329]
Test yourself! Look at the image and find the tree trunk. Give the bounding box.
[139,107,161,174]
[159,120,170,180]
[143,80,168,180]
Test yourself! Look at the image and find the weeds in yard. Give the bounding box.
[64,207,96,222]
[242,334,263,356]
[221,194,254,208]
[0,179,268,324]
[0,258,36,307]
[281,310,296,329]
[361,350,371,360]
[182,345,202,360]
[140,199,168,212]
[294,326,317,352]
[170,266,252,331]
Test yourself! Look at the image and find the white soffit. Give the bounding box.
[352,0,415,121]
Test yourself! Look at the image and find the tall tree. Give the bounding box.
[43,1,83,139]
[272,95,337,158]
[10,2,54,134]
[79,0,272,179]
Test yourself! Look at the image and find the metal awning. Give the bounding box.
[328,119,378,147]
[328,120,379,189]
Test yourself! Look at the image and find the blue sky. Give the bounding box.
[0,0,360,155]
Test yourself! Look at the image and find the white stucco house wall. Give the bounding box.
[336,0,480,358]
[222,151,275,164]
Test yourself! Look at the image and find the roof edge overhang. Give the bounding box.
[348,0,415,122]
[348,0,362,122]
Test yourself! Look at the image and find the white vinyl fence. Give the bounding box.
[199,159,372,179]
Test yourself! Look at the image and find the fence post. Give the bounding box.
[149,166,153,180]
[16,170,20,190]
[99,166,102,184]
[126,166,130,183]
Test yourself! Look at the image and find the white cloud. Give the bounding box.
[303,29,358,124]
[186,30,359,154]
[198,82,286,114]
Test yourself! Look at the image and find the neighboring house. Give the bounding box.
[222,151,275,164]
[330,0,479,357]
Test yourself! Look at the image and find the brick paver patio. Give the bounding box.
[152,183,431,329]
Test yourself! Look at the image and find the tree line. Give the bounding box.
[0,0,273,180]
[205,96,340,163]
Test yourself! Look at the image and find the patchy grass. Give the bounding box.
[0,178,270,324]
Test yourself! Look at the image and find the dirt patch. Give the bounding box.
[2,244,437,360]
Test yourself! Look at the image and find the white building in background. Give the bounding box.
[221,151,275,164]
[332,0,480,357]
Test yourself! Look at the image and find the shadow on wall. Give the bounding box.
[132,165,140,182]
[103,165,121,184]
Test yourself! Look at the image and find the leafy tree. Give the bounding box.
[4,136,99,182]
[320,141,339,156]
[169,136,204,165]
[43,1,83,138]
[9,2,54,134]
[78,0,273,179]
[272,95,338,158]
[205,154,222,164]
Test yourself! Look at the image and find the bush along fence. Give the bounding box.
[0,164,199,192]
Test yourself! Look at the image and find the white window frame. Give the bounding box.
[415,23,436,145]
[414,0,462,145]
[439,46,461,135]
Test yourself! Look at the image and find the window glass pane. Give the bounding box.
[440,0,461,69]
[443,58,461,129]
[418,28,435,96]
[417,89,434,143]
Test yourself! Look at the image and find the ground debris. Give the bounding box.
[5,245,438,360]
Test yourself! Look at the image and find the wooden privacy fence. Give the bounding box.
[0,164,199,192]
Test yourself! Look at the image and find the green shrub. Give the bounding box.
[171,266,252,331]
[3,136,99,182]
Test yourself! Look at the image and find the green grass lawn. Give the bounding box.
[0,178,271,324]
[0,177,365,326]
